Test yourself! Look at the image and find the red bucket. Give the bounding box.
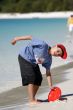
[48,87,61,102]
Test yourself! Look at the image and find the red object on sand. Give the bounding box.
[48,87,61,102]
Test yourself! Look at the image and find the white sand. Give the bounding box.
[0,81,21,93]
[0,67,73,110]
[0,11,73,19]
[25,68,73,110]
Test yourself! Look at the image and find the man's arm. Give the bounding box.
[46,69,52,88]
[11,35,32,45]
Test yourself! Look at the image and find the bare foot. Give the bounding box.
[29,100,42,106]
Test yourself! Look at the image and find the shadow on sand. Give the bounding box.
[37,93,73,102]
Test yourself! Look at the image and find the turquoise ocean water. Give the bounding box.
[0,18,68,91]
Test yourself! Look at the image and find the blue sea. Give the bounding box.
[0,18,68,92]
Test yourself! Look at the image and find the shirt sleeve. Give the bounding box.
[31,38,45,46]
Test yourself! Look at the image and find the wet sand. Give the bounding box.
[0,62,73,108]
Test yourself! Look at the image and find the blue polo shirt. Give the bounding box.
[19,38,52,70]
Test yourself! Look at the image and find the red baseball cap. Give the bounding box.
[57,44,67,59]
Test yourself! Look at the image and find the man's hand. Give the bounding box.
[11,38,16,45]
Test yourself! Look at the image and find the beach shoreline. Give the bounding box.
[0,62,73,110]
[0,11,73,19]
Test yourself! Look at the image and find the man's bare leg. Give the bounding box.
[33,85,39,97]
[27,84,40,105]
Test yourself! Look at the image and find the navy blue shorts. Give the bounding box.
[18,55,42,86]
